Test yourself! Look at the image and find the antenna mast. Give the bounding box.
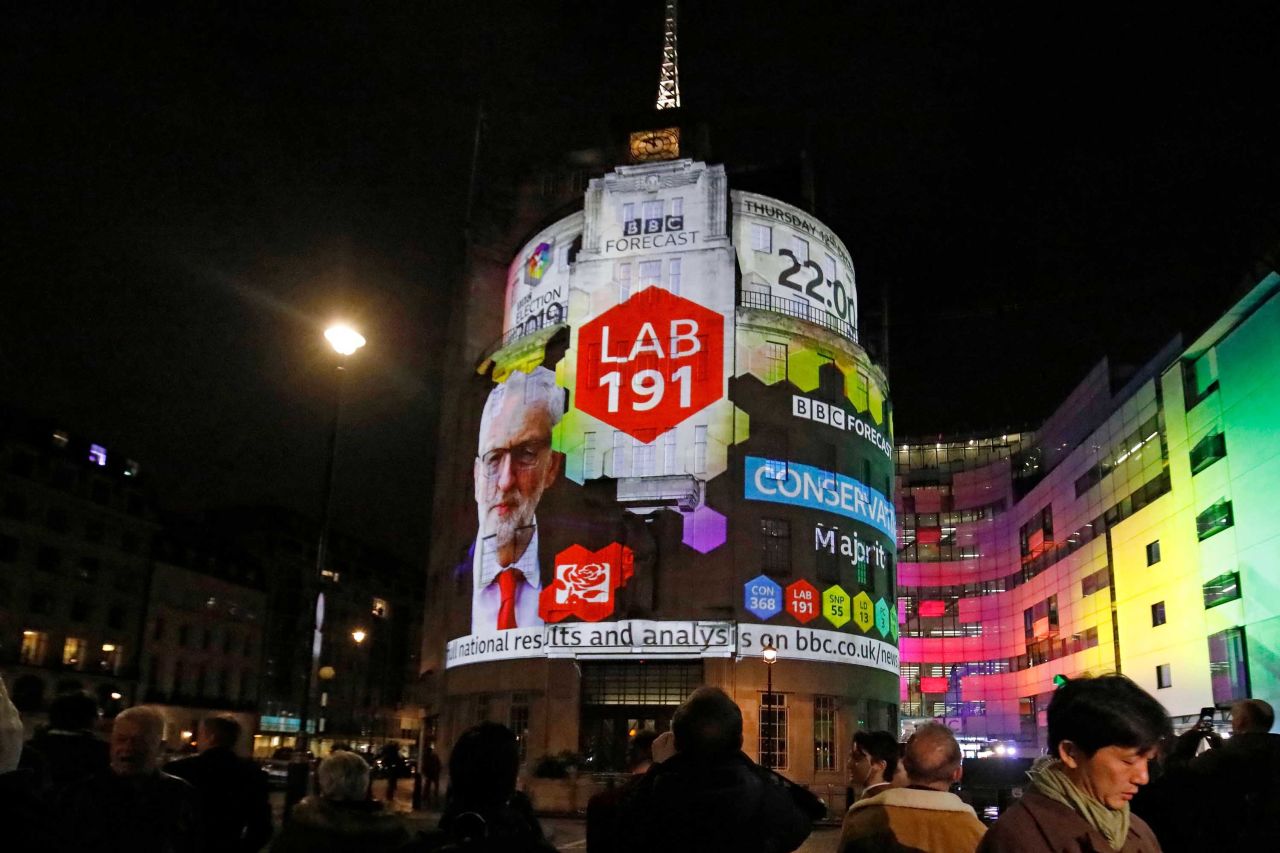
[655,0,681,110]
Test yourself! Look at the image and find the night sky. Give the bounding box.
[4,2,1278,562]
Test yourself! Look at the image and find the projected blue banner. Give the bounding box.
[743,456,896,539]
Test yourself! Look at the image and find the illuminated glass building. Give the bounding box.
[896,270,1280,748]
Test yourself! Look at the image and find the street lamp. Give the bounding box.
[762,639,777,770]
[290,322,366,811]
[352,629,367,644]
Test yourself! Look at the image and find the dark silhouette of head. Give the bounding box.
[449,722,520,810]
[1048,674,1171,756]
[1231,699,1275,735]
[1167,728,1221,770]
[200,715,242,751]
[672,687,743,762]
[903,723,963,790]
[48,691,99,731]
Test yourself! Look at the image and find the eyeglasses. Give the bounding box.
[478,441,548,479]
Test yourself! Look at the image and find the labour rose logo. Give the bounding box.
[539,543,635,623]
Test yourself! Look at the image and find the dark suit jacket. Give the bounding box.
[167,747,272,853]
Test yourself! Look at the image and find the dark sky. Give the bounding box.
[4,2,1278,562]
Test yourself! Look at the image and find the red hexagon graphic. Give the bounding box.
[786,579,820,624]
[576,288,724,441]
[539,542,634,623]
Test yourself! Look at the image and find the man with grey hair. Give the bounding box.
[839,722,986,853]
[470,366,564,632]
[61,705,202,853]
[270,751,410,853]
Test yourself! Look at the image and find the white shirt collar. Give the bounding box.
[477,527,540,588]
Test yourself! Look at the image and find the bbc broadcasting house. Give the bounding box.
[896,270,1280,754]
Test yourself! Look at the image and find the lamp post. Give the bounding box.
[288,323,366,812]
[762,639,777,770]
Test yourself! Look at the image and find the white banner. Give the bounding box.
[736,624,899,675]
[445,620,898,675]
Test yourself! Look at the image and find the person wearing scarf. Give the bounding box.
[979,675,1170,852]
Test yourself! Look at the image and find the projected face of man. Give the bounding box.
[475,387,561,568]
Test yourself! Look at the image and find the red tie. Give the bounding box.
[496,568,522,630]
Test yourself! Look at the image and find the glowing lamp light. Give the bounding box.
[324,324,367,356]
[1007,746,1018,757]
[101,643,116,652]
[181,730,194,740]
[761,640,778,664]
[318,665,336,681]
[110,691,122,700]
[351,629,367,644]
[994,745,1007,756]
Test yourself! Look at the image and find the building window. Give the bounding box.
[760,518,791,576]
[751,223,772,253]
[759,693,788,769]
[669,257,682,295]
[792,237,810,262]
[693,425,708,474]
[638,260,662,290]
[822,253,837,282]
[662,431,677,475]
[475,694,490,722]
[20,630,49,665]
[1207,627,1249,705]
[1189,431,1227,475]
[29,591,54,615]
[617,262,631,301]
[108,605,127,630]
[1151,601,1166,627]
[1156,663,1172,689]
[1196,499,1233,540]
[1182,350,1218,409]
[634,436,657,476]
[510,693,531,761]
[764,342,788,385]
[178,624,190,648]
[84,521,104,542]
[1202,572,1241,609]
[37,546,62,572]
[70,598,92,623]
[371,598,389,618]
[612,431,630,478]
[1146,541,1161,565]
[814,696,837,772]
[63,637,87,668]
[0,535,19,562]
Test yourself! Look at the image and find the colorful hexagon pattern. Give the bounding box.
[745,575,783,621]
[851,590,875,632]
[822,584,851,628]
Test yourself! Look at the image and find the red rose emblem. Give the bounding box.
[539,543,635,623]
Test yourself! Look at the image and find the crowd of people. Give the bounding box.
[3,673,1278,852]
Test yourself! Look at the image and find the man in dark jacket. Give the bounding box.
[615,687,821,853]
[22,690,109,797]
[60,705,203,853]
[168,715,273,852]
[1187,698,1280,847]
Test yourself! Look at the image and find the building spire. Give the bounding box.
[655,0,681,110]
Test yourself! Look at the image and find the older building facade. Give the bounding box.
[423,154,896,801]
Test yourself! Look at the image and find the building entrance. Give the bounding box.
[578,660,703,772]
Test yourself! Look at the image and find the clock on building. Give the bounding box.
[629,127,681,162]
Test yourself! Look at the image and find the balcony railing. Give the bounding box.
[739,291,858,343]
